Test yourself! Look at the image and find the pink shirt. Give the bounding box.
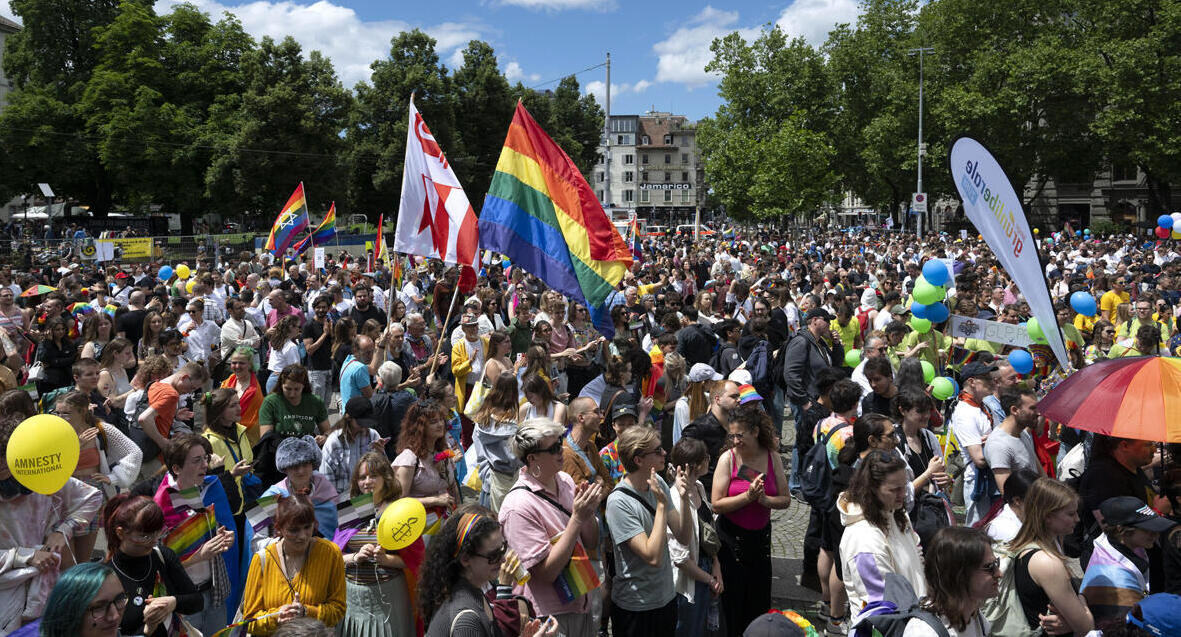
[498,470,588,616]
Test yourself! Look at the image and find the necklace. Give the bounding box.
[111,552,153,607]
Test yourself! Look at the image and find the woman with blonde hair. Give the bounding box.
[201,387,256,514]
[137,310,166,361]
[999,477,1093,636]
[335,452,422,637]
[97,337,137,412]
[472,371,523,511]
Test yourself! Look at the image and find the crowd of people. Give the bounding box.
[1,225,1181,637]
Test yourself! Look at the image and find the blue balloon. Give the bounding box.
[922,260,950,287]
[1159,215,1174,230]
[1075,230,1082,237]
[1008,349,1034,375]
[950,378,960,397]
[1070,291,1097,317]
[925,301,950,323]
[158,265,174,281]
[910,302,929,320]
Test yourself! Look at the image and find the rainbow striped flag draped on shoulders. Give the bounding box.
[479,102,632,337]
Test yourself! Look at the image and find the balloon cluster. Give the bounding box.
[908,260,951,333]
[1155,214,1181,240]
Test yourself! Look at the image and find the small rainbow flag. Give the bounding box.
[246,494,280,531]
[264,183,309,255]
[550,534,600,603]
[336,492,375,529]
[948,346,977,370]
[163,504,216,560]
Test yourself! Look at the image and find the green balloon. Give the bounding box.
[845,349,861,367]
[910,316,932,333]
[921,360,936,384]
[930,376,955,401]
[912,276,946,306]
[1027,317,1047,344]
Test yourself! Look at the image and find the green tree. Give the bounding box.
[451,40,515,208]
[698,27,841,219]
[344,29,456,219]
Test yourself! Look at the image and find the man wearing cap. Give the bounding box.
[950,361,998,525]
[783,307,843,426]
[112,271,134,305]
[1082,497,1177,629]
[983,387,1044,497]
[682,378,741,491]
[451,312,488,412]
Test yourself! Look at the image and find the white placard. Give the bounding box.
[949,314,1031,347]
[314,247,325,270]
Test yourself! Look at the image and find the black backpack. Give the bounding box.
[799,422,850,509]
[909,491,955,550]
[851,573,953,637]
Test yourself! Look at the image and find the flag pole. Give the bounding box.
[429,283,460,379]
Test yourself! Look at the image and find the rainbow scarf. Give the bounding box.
[550,534,600,603]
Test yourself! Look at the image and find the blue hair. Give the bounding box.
[39,562,115,637]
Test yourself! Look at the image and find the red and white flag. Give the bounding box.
[395,98,479,270]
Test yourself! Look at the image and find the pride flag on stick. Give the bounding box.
[163,504,216,560]
[550,533,600,603]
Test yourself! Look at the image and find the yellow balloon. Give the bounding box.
[176,264,191,279]
[5,415,80,494]
[1173,230,1181,241]
[186,279,197,294]
[377,497,427,550]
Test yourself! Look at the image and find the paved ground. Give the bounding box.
[768,410,825,623]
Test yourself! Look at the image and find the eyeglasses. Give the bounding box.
[642,447,666,457]
[125,529,162,544]
[979,558,1001,574]
[473,541,507,564]
[726,433,747,441]
[534,441,564,456]
[86,593,129,620]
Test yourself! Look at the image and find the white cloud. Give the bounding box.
[503,61,540,83]
[585,80,650,108]
[0,7,18,24]
[775,0,861,46]
[153,0,485,86]
[652,6,759,88]
[493,0,616,12]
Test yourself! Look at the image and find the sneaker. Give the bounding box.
[815,600,831,623]
[824,618,847,637]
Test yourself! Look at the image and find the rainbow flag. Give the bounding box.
[290,203,336,256]
[163,504,216,560]
[264,183,309,256]
[550,534,600,603]
[628,216,643,263]
[479,102,632,337]
[246,494,280,531]
[336,492,375,529]
[373,213,391,273]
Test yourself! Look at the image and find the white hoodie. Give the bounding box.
[837,491,927,621]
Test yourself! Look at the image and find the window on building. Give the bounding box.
[597,172,604,183]
[1112,163,1138,182]
[641,135,650,145]
[681,153,689,164]
[664,172,671,181]
[597,190,604,201]
[623,189,634,202]
[681,171,689,181]
[624,154,634,165]
[642,154,649,164]
[642,171,649,181]
[664,154,671,164]
[681,189,691,204]
[664,190,672,202]
[617,135,624,145]
[623,171,634,183]
[664,134,673,144]
[640,190,650,203]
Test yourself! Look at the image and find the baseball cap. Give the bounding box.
[1099,496,1178,533]
[803,308,834,323]
[889,304,909,315]
[1128,593,1181,636]
[688,363,723,383]
[960,361,998,381]
[460,313,479,326]
[610,403,638,422]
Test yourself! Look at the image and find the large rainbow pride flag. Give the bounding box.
[479,102,632,337]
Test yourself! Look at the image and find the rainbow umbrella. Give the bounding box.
[20,285,56,297]
[1037,356,1181,442]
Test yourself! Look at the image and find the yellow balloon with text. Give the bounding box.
[5,415,80,494]
[176,264,191,279]
[377,497,427,550]
[186,279,197,294]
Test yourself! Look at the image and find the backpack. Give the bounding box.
[128,381,161,459]
[745,341,771,393]
[799,422,850,509]
[770,336,790,390]
[980,548,1043,637]
[851,572,952,637]
[856,306,874,339]
[909,491,955,550]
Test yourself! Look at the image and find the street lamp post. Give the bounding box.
[908,46,933,238]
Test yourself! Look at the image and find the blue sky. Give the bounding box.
[3,0,861,120]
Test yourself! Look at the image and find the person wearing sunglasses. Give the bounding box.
[11,562,127,637]
[908,527,1000,636]
[499,418,603,636]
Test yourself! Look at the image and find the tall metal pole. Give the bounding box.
[604,53,611,210]
[909,47,933,238]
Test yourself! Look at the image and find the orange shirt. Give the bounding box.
[148,382,179,438]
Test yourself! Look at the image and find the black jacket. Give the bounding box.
[783,329,842,406]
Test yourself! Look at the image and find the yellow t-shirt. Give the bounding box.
[1073,313,1097,338]
[830,318,860,359]
[1099,290,1130,317]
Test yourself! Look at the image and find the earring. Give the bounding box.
[530,465,541,479]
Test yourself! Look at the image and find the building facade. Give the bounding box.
[595,110,705,228]
[0,16,18,112]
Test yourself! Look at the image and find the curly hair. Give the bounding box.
[845,450,910,533]
[418,505,502,623]
[728,404,777,452]
[397,399,449,458]
[272,364,311,396]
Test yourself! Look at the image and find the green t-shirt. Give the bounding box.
[901,329,951,368]
[258,392,328,437]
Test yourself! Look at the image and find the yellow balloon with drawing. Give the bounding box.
[5,415,80,494]
[377,497,427,550]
